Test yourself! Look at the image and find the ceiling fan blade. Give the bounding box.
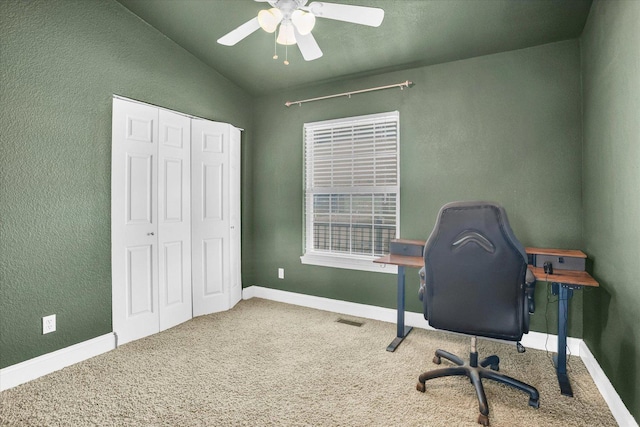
[217,17,261,46]
[307,2,384,27]
[254,0,279,6]
[294,28,323,61]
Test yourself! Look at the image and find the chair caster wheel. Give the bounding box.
[477,413,489,426]
[529,398,540,409]
[433,356,441,364]
[490,364,499,371]
[416,382,425,392]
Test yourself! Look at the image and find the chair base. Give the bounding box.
[416,348,539,426]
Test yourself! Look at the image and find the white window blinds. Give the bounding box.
[303,111,400,261]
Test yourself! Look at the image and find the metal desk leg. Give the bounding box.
[553,282,575,397]
[387,265,413,352]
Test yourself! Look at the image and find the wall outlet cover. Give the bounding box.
[43,314,56,334]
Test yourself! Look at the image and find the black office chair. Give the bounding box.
[416,201,539,426]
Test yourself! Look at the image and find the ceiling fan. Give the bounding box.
[217,0,385,64]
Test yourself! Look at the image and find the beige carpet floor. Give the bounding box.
[0,298,617,426]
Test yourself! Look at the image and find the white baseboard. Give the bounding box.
[242,285,579,354]
[580,341,638,427]
[243,284,419,327]
[243,285,635,426]
[0,333,116,392]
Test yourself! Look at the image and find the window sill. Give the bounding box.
[300,253,398,274]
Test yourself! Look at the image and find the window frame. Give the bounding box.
[300,111,400,274]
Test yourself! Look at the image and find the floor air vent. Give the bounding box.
[336,318,364,327]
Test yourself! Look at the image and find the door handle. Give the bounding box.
[147,232,155,236]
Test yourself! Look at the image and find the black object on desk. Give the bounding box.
[530,249,586,272]
[389,239,424,258]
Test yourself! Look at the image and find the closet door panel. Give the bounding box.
[163,158,183,221]
[192,120,231,316]
[127,245,154,315]
[203,238,224,295]
[112,98,160,345]
[158,109,192,331]
[203,163,224,220]
[126,154,153,224]
[163,241,184,306]
[229,127,242,307]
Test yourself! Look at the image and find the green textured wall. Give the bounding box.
[250,40,584,336]
[0,0,252,369]
[581,0,640,422]
[0,0,594,380]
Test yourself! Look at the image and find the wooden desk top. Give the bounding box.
[528,266,599,287]
[373,254,423,269]
[526,247,597,286]
[391,238,426,246]
[381,244,589,259]
[373,254,599,287]
[525,247,587,258]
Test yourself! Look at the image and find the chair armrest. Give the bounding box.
[522,268,536,334]
[418,266,426,302]
[525,268,536,314]
[418,266,429,320]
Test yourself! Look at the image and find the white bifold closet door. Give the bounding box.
[111,98,192,345]
[191,119,242,316]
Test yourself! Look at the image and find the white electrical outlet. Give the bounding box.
[43,314,56,334]
[278,268,285,279]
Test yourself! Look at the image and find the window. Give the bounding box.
[301,111,400,273]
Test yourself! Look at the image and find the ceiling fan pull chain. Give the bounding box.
[273,32,278,60]
[284,44,290,65]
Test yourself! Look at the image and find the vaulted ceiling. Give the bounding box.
[116,0,593,96]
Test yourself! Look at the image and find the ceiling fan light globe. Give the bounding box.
[276,22,297,45]
[258,8,283,33]
[291,10,316,35]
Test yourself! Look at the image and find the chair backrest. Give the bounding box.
[422,201,528,341]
